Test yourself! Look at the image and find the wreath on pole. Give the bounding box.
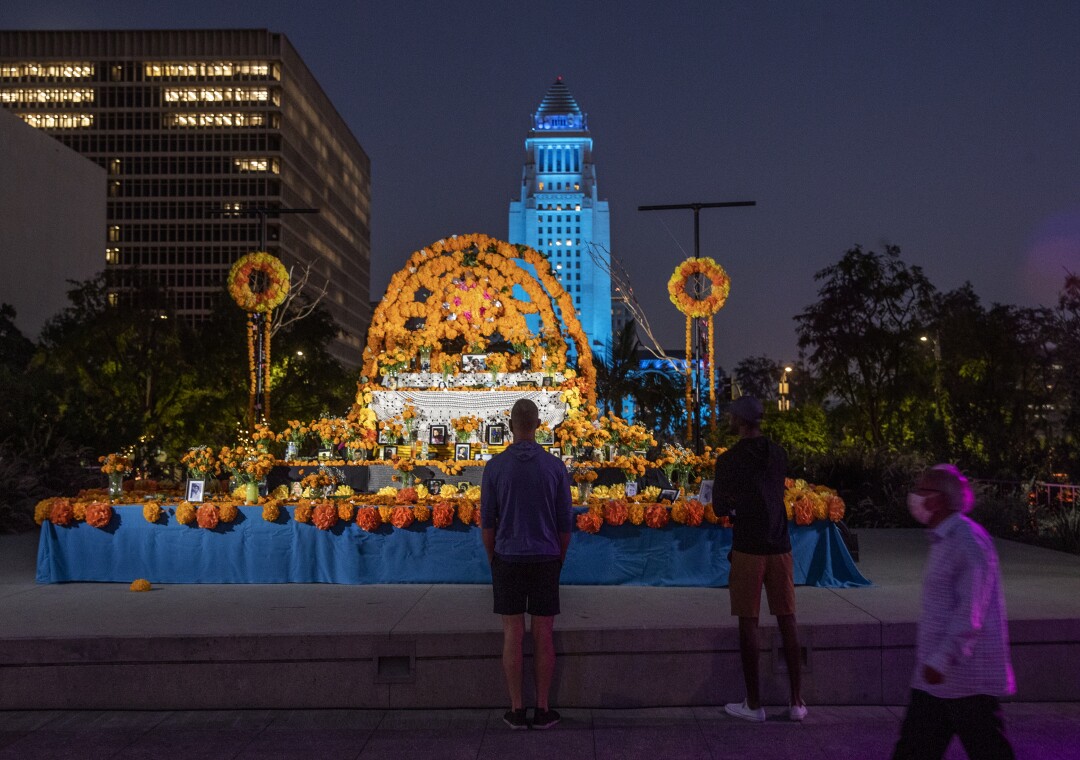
[668,257,730,435]
[228,252,290,425]
[228,252,290,313]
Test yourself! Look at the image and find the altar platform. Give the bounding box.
[2,529,1078,711]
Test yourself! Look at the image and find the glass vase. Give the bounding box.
[578,482,592,505]
[244,481,259,505]
[108,472,124,499]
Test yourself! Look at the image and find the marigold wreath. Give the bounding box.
[228,252,290,313]
[667,257,730,318]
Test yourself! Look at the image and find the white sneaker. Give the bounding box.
[725,699,766,722]
[789,702,808,722]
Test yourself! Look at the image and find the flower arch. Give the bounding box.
[363,234,596,406]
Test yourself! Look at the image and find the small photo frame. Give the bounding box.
[516,379,539,387]
[541,375,555,387]
[378,428,393,445]
[696,479,714,506]
[383,446,397,459]
[486,424,506,446]
[186,479,205,503]
[632,450,647,458]
[426,478,445,493]
[548,446,562,457]
[455,443,471,461]
[462,353,488,372]
[659,488,679,503]
[624,481,638,498]
[429,425,447,445]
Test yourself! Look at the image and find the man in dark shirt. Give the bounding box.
[713,396,807,722]
[481,399,573,730]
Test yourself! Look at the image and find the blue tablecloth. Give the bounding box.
[36,506,870,587]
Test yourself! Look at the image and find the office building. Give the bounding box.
[0,29,371,365]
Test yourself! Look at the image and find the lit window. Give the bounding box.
[168,112,266,128]
[105,248,120,264]
[18,113,93,129]
[107,292,118,307]
[108,226,121,242]
[163,87,270,103]
[0,88,94,103]
[0,63,94,78]
[144,61,273,78]
[574,183,580,190]
[234,157,279,173]
[575,204,581,211]
[538,181,544,190]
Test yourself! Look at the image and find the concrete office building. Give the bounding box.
[0,29,371,365]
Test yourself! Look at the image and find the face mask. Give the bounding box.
[907,493,935,525]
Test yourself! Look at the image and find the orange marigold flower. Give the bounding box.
[73,502,87,522]
[793,495,815,526]
[413,504,432,522]
[356,506,381,532]
[337,502,356,523]
[196,503,219,530]
[603,499,629,526]
[175,501,197,526]
[143,502,163,524]
[85,501,113,529]
[432,501,455,528]
[644,503,670,529]
[390,505,414,529]
[312,501,338,530]
[49,499,75,527]
[683,499,705,527]
[218,503,239,524]
[262,502,281,523]
[628,503,645,526]
[294,502,313,523]
[129,579,152,592]
[397,487,418,504]
[378,505,394,523]
[576,511,603,534]
[826,494,846,522]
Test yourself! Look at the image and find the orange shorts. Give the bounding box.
[728,550,795,618]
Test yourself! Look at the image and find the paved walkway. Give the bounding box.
[1,703,1078,759]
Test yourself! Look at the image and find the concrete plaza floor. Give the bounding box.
[1,703,1079,759]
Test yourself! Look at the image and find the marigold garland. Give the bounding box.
[356,506,381,532]
[85,501,113,529]
[644,503,670,529]
[228,251,290,313]
[432,501,455,528]
[197,503,219,530]
[603,499,629,526]
[313,501,338,530]
[390,505,414,529]
[176,501,197,526]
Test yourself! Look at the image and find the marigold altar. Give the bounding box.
[36,234,867,589]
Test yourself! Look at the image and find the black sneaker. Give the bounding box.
[532,708,561,730]
[503,708,528,730]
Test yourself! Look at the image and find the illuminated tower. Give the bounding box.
[508,77,611,355]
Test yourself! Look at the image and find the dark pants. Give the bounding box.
[893,689,1014,760]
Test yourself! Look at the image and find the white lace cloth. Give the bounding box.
[382,371,564,388]
[371,389,568,429]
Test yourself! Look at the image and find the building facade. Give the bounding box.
[0,29,371,365]
[508,77,611,356]
[0,107,104,338]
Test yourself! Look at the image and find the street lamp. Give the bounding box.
[778,366,793,411]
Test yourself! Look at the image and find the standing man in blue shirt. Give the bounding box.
[481,398,573,730]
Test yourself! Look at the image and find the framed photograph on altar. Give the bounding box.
[186,479,205,503]
[462,353,487,372]
[426,479,445,493]
[624,481,638,498]
[454,443,471,461]
[429,425,447,445]
[548,446,561,458]
[696,479,714,506]
[516,380,539,387]
[378,428,393,445]
[541,375,555,387]
[659,488,679,503]
[486,424,506,445]
[632,450,647,458]
[382,446,397,459]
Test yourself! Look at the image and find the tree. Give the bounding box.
[733,355,784,404]
[795,245,936,448]
[594,320,642,418]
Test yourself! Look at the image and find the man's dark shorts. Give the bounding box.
[491,555,562,616]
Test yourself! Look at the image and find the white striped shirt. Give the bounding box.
[913,512,1016,698]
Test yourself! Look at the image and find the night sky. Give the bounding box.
[3,1,1078,370]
